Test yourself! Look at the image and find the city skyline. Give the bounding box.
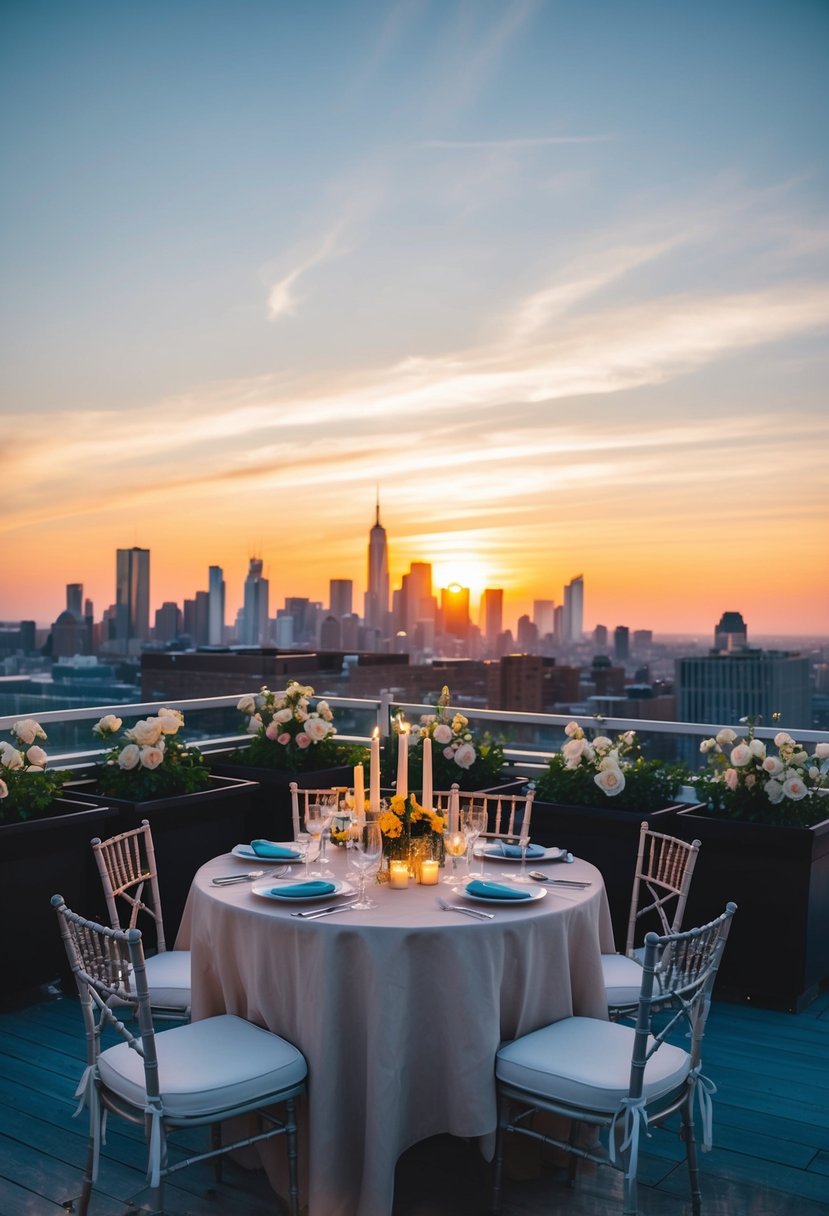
[2,2,828,636]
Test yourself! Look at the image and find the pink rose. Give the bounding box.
[443,747,454,760]
[265,722,280,741]
[27,745,48,767]
[0,778,7,799]
[296,733,311,749]
[724,768,739,791]
[140,746,164,770]
[277,732,291,745]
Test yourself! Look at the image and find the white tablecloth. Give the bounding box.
[176,847,614,1216]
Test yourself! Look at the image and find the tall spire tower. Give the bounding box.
[364,491,389,637]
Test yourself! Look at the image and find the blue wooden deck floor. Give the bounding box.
[1,984,828,1215]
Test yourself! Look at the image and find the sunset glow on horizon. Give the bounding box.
[1,1,827,638]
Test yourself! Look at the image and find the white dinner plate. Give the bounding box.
[474,844,568,863]
[232,842,304,863]
[462,882,547,905]
[250,878,354,903]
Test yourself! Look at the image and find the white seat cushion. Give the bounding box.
[98,1014,307,1119]
[144,950,192,1010]
[601,952,645,1008]
[496,1016,690,1114]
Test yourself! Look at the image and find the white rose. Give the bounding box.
[594,768,626,796]
[126,718,164,746]
[0,744,23,770]
[118,744,141,770]
[158,707,184,730]
[564,722,583,739]
[782,775,808,801]
[433,724,453,746]
[304,717,331,742]
[246,714,263,735]
[13,718,45,746]
[592,736,612,751]
[26,745,48,767]
[94,714,122,737]
[814,743,829,760]
[762,756,784,776]
[699,739,716,754]
[453,743,477,769]
[562,738,586,762]
[237,694,257,715]
[275,707,293,724]
[715,728,737,746]
[140,746,165,770]
[729,744,752,767]
[765,778,784,804]
[749,738,766,758]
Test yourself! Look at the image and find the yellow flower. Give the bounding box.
[378,810,403,838]
[389,793,407,816]
[331,828,350,843]
[427,811,446,833]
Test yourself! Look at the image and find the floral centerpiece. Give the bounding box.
[92,708,211,802]
[0,719,70,824]
[377,792,446,869]
[695,720,829,828]
[230,681,361,772]
[535,721,690,813]
[385,686,505,792]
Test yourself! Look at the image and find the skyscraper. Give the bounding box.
[364,497,389,637]
[562,575,584,644]
[329,579,353,619]
[441,583,470,640]
[481,588,504,651]
[241,557,269,646]
[533,599,555,637]
[115,547,150,644]
[66,583,83,619]
[714,611,748,651]
[208,565,226,646]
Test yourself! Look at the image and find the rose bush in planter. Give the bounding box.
[529,721,694,948]
[209,682,365,840]
[673,722,829,1010]
[64,710,255,938]
[0,718,118,994]
[383,686,507,794]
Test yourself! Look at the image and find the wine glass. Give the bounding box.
[513,824,534,884]
[348,821,382,910]
[442,826,469,885]
[462,806,487,878]
[316,795,337,874]
[304,802,327,878]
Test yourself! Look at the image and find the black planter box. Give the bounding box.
[673,806,829,1012]
[527,800,692,950]
[0,799,120,996]
[62,775,259,942]
[208,754,355,840]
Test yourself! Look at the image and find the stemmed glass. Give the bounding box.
[462,806,487,879]
[315,796,337,874]
[348,821,382,910]
[442,825,469,885]
[304,803,329,878]
[513,824,534,884]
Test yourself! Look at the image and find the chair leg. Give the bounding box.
[490,1092,508,1215]
[285,1097,300,1216]
[621,1133,638,1216]
[682,1090,702,1216]
[211,1123,223,1183]
[77,1133,95,1216]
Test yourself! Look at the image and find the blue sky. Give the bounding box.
[2,0,828,634]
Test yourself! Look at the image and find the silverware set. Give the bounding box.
[436,897,495,921]
[291,901,359,920]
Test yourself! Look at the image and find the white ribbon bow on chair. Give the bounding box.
[609,1094,650,1179]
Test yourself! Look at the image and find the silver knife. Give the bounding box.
[291,901,359,919]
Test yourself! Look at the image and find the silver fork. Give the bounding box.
[436,896,494,921]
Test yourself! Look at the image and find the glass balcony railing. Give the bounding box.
[2,693,827,781]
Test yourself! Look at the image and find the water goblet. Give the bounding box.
[442,827,469,885]
[462,806,487,878]
[513,826,534,884]
[348,821,382,910]
[304,803,326,878]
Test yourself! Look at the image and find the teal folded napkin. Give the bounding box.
[270,881,336,899]
[251,840,301,859]
[485,842,545,859]
[466,881,532,900]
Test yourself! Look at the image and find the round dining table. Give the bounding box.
[176,844,615,1216]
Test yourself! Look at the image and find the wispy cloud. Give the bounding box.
[266,226,344,320]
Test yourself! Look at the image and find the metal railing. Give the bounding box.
[3,693,826,778]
